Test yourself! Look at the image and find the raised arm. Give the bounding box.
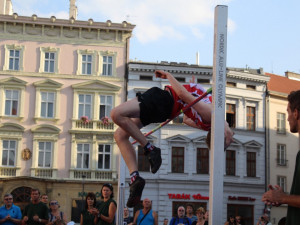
[155,70,212,124]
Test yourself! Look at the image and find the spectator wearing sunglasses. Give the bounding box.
[48,200,67,225]
[169,206,192,225]
[0,194,22,225]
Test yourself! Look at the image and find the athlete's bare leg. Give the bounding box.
[111,98,148,147]
[114,118,143,174]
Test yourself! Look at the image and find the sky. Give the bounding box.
[12,0,300,76]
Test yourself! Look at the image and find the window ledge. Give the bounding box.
[34,117,59,123]
[0,115,24,121]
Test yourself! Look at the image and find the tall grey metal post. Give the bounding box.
[209,5,228,225]
[116,155,126,225]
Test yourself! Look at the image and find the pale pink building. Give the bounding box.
[0,3,134,221]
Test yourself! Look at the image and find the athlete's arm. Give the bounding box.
[183,115,199,128]
[155,70,212,124]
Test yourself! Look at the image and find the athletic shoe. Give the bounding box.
[144,146,162,174]
[126,176,145,208]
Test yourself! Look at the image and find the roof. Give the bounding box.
[266,72,300,95]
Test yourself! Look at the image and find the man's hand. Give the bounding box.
[23,216,29,224]
[262,184,284,206]
[5,214,11,221]
[33,215,39,222]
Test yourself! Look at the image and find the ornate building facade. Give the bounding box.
[0,7,134,222]
[126,61,269,225]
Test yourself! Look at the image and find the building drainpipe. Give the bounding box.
[265,89,271,217]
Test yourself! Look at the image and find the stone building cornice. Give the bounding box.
[129,61,270,83]
[0,13,135,45]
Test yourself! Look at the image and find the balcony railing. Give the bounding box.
[31,168,57,178]
[70,169,115,181]
[0,167,16,177]
[74,120,114,131]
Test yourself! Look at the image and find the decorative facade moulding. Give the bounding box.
[0,14,135,32]
[0,14,135,43]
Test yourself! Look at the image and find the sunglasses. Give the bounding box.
[4,198,13,201]
[50,202,58,205]
[178,210,185,212]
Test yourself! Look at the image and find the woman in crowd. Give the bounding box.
[95,183,117,225]
[80,192,97,225]
[224,215,236,225]
[48,200,67,225]
[192,207,206,225]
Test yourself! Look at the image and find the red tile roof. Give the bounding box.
[266,72,300,95]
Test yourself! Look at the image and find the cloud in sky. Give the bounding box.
[78,0,234,43]
[12,0,235,43]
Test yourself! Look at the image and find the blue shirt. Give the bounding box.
[0,204,22,225]
[137,209,154,225]
[169,217,192,225]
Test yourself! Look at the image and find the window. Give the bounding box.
[98,144,111,169]
[197,148,209,174]
[99,95,113,119]
[41,92,55,118]
[99,51,117,76]
[44,52,55,73]
[227,82,236,87]
[140,76,153,81]
[227,204,254,225]
[9,50,20,71]
[76,144,90,169]
[78,94,92,119]
[246,85,256,90]
[175,77,185,82]
[197,79,210,84]
[226,150,235,176]
[38,142,52,168]
[138,145,150,172]
[226,104,236,128]
[247,152,256,177]
[277,144,287,166]
[76,50,97,76]
[4,44,24,71]
[246,106,255,131]
[82,55,92,75]
[277,113,286,134]
[102,56,113,76]
[2,140,16,166]
[172,147,184,173]
[39,47,59,74]
[277,176,286,192]
[5,90,19,116]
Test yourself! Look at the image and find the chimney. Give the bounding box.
[196,52,200,65]
[0,0,13,15]
[69,0,77,20]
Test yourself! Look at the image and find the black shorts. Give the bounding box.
[136,87,174,126]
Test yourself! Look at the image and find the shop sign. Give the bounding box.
[228,196,256,201]
[168,193,209,200]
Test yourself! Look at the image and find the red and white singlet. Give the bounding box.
[165,83,212,131]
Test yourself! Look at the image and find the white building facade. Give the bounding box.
[125,61,269,225]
